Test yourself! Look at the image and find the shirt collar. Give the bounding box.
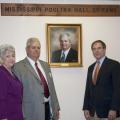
[62,47,71,57]
[27,56,36,65]
[96,56,106,66]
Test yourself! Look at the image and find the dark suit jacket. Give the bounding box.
[52,48,78,62]
[83,57,120,118]
[0,65,23,120]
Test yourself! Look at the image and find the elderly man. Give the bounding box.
[13,37,60,120]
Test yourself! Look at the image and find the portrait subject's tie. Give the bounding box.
[60,52,65,62]
[92,61,100,85]
[35,62,50,98]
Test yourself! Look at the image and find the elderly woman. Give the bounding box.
[0,44,23,120]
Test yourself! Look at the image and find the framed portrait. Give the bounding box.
[46,24,82,67]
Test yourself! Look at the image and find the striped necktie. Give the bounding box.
[60,52,65,62]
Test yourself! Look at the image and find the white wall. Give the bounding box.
[0,16,120,120]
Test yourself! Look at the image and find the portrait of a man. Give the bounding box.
[51,32,78,63]
[47,24,82,67]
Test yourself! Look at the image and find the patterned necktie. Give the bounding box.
[35,62,50,98]
[60,52,65,62]
[92,61,100,85]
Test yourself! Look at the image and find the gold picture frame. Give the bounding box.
[46,24,82,67]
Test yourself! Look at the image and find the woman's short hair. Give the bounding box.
[0,44,15,64]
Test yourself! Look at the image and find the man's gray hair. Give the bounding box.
[26,37,40,48]
[0,44,15,64]
[59,32,71,43]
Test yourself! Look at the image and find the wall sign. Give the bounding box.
[1,3,120,16]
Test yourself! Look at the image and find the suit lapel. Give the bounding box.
[39,60,48,80]
[58,50,62,61]
[96,57,107,84]
[65,48,72,61]
[90,63,95,85]
[23,58,40,80]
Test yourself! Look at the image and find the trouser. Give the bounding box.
[91,113,120,120]
[91,117,120,120]
[45,102,50,120]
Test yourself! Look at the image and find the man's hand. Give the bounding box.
[55,110,60,120]
[108,110,117,120]
[84,110,91,120]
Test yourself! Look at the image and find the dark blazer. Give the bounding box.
[52,48,78,62]
[83,57,120,118]
[0,65,23,120]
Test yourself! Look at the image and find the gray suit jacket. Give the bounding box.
[13,58,60,120]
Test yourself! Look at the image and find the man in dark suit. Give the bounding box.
[13,38,60,120]
[51,33,78,62]
[83,40,120,120]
